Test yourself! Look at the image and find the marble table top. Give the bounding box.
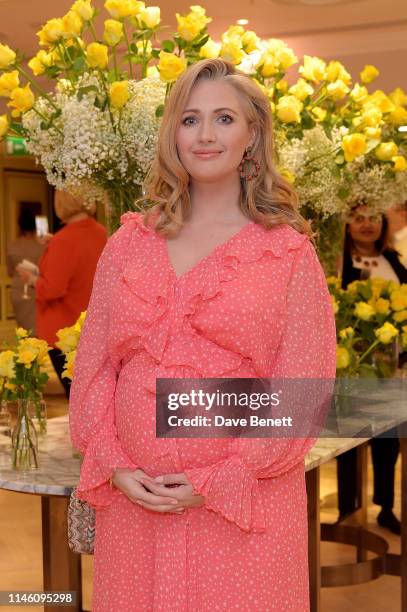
[0,414,382,497]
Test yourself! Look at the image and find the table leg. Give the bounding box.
[306,468,320,612]
[41,496,82,611]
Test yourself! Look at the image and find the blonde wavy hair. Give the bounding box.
[144,59,312,238]
[54,190,96,223]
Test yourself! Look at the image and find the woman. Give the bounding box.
[337,204,407,534]
[69,60,336,611]
[17,191,107,398]
[6,208,45,332]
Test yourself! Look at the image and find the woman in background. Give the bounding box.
[337,204,407,534]
[17,191,107,398]
[6,209,45,333]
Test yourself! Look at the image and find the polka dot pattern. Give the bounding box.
[69,212,336,611]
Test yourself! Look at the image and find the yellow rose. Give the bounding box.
[375,298,390,315]
[277,47,298,71]
[311,106,327,122]
[392,156,407,172]
[389,87,407,107]
[86,43,109,69]
[326,60,351,86]
[55,326,81,353]
[109,80,129,108]
[364,126,381,140]
[326,79,350,101]
[289,78,314,101]
[0,350,16,379]
[74,310,87,332]
[339,327,354,339]
[391,289,407,311]
[241,31,260,54]
[105,0,144,19]
[62,350,77,380]
[393,310,407,323]
[158,51,187,83]
[354,301,375,320]
[220,41,244,66]
[331,295,339,315]
[368,90,395,114]
[279,168,295,184]
[257,53,279,77]
[402,326,407,350]
[28,50,53,76]
[7,84,35,117]
[138,6,161,29]
[0,44,16,69]
[361,104,382,127]
[135,40,152,55]
[336,346,350,370]
[199,39,221,59]
[37,18,64,46]
[388,106,407,126]
[342,133,367,162]
[0,114,9,138]
[0,71,19,97]
[176,13,202,41]
[375,322,399,344]
[276,79,288,93]
[360,65,379,84]
[299,55,327,83]
[221,25,244,44]
[17,348,37,368]
[350,83,368,104]
[104,19,124,46]
[326,276,341,289]
[16,327,29,339]
[72,0,94,21]
[20,338,50,363]
[62,10,83,38]
[276,95,303,124]
[375,141,398,161]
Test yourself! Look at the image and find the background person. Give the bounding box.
[17,191,107,398]
[337,204,407,534]
[6,209,45,333]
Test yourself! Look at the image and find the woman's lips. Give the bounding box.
[193,151,222,159]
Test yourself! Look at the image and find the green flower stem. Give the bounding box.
[31,107,64,137]
[123,26,134,78]
[16,66,59,112]
[97,69,115,129]
[358,338,380,365]
[89,22,98,42]
[113,47,119,80]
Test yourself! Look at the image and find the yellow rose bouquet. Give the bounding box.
[328,277,407,378]
[55,310,87,380]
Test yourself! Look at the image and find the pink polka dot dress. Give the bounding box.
[69,212,336,611]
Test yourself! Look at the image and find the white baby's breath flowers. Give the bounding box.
[22,73,165,206]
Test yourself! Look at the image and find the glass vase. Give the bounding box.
[11,398,39,471]
[29,397,47,435]
[371,340,399,379]
[0,400,11,437]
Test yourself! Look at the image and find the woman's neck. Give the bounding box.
[352,242,379,257]
[188,175,246,226]
[65,212,89,225]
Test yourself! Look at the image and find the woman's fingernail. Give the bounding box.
[155,476,164,483]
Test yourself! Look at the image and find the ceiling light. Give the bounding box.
[236,19,249,25]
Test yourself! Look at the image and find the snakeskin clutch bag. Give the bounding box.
[67,487,95,555]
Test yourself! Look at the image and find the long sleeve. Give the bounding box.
[36,237,78,303]
[69,226,138,509]
[185,240,337,532]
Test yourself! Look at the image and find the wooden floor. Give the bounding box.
[0,388,402,611]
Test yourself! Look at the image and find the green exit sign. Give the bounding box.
[5,135,28,156]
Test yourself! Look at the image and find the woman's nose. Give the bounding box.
[198,118,216,143]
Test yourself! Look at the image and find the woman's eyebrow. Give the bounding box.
[182,107,239,115]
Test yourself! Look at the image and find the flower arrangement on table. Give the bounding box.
[0,1,406,268]
[0,328,51,468]
[328,277,407,378]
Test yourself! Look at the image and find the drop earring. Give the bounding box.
[238,146,260,181]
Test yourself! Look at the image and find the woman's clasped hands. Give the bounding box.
[112,468,205,514]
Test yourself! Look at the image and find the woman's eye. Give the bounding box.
[217,114,233,124]
[182,116,197,126]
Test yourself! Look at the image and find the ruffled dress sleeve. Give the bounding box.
[69,220,138,510]
[184,238,337,532]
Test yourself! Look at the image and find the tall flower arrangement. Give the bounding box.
[0,2,406,261]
